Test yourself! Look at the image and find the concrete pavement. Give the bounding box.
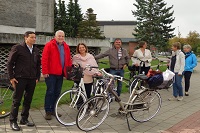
[1,63,200,133]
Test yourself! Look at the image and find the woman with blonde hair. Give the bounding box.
[168,42,185,101]
[183,44,197,96]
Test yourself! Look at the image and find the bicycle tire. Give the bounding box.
[55,89,87,126]
[130,90,162,122]
[0,86,14,119]
[76,95,109,131]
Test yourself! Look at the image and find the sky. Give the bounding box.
[64,0,200,38]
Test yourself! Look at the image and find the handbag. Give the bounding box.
[66,65,83,81]
[162,69,175,81]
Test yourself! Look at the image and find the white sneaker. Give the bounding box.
[168,97,177,101]
[177,97,183,101]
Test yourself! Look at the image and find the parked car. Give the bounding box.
[158,52,171,56]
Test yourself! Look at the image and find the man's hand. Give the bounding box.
[43,74,49,78]
[134,63,139,66]
[36,79,39,83]
[10,78,18,89]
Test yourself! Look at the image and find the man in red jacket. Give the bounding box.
[42,30,72,120]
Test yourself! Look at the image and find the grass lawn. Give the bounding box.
[31,58,167,109]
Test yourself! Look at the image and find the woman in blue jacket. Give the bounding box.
[183,44,197,96]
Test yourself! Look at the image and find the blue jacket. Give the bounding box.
[184,52,197,72]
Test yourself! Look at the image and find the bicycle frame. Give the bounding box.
[100,69,147,113]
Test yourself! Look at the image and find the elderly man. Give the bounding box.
[7,31,41,131]
[42,30,72,120]
[95,38,130,96]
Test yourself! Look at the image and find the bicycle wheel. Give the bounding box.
[76,95,109,131]
[55,89,86,126]
[130,90,161,122]
[0,86,14,119]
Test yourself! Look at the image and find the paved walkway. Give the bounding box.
[1,63,200,133]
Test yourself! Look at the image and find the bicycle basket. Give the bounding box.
[147,73,163,89]
[66,65,83,81]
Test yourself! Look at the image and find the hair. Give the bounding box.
[76,43,88,54]
[138,41,147,48]
[55,30,65,36]
[183,44,192,50]
[172,42,181,49]
[114,38,122,43]
[24,31,35,38]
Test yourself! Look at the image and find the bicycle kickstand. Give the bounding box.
[126,113,131,131]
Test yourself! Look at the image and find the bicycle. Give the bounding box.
[54,64,99,126]
[76,68,162,131]
[93,62,117,103]
[128,56,149,94]
[0,72,14,119]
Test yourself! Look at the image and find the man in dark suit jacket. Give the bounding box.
[7,31,41,131]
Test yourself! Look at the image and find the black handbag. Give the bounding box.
[66,65,83,81]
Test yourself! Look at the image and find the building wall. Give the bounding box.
[100,25,136,38]
[0,33,111,72]
[0,0,54,34]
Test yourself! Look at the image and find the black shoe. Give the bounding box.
[185,92,189,96]
[10,122,20,131]
[20,119,35,127]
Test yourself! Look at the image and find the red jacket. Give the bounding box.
[42,39,72,77]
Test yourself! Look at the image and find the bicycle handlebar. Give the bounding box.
[100,68,129,82]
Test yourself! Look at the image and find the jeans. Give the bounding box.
[109,69,124,96]
[10,78,36,122]
[184,71,192,92]
[173,73,183,97]
[45,75,63,113]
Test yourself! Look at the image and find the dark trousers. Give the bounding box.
[109,69,124,96]
[184,71,192,92]
[9,78,36,122]
[84,83,93,99]
[45,75,63,113]
[74,81,93,99]
[75,82,93,108]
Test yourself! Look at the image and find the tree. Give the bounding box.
[186,31,200,52]
[65,0,83,37]
[77,8,105,39]
[54,0,59,32]
[132,0,175,49]
[54,0,68,33]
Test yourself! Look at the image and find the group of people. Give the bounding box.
[7,30,197,131]
[168,42,197,101]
